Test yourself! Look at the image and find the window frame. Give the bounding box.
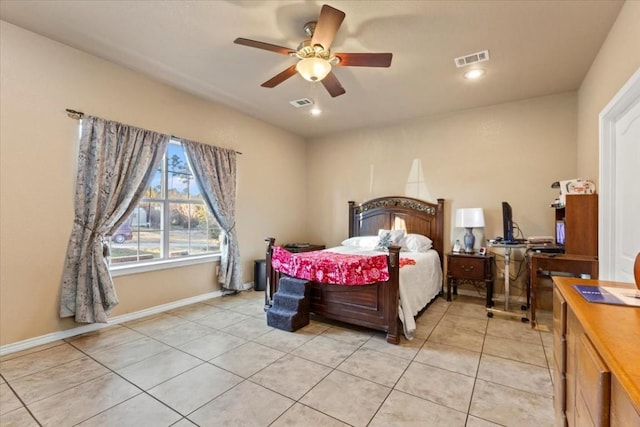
[110,253,220,277]
[108,139,221,275]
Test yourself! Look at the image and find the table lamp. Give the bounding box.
[455,208,485,253]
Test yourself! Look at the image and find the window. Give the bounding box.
[108,140,221,269]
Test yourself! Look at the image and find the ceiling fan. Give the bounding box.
[234,4,392,98]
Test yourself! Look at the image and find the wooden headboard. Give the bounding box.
[348,196,445,266]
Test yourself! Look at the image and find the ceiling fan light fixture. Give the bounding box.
[296,57,332,82]
[235,4,389,98]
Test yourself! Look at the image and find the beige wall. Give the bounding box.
[306,94,578,246]
[306,93,578,295]
[577,0,640,183]
[0,22,307,346]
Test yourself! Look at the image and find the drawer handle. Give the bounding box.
[461,265,475,272]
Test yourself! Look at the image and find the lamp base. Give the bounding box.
[463,227,475,253]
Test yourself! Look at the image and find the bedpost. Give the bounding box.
[436,198,445,267]
[385,245,401,344]
[264,238,275,311]
[436,198,445,295]
[348,200,356,237]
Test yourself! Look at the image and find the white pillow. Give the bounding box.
[400,234,433,252]
[376,229,406,250]
[341,235,379,249]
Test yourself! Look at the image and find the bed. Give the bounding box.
[265,196,445,344]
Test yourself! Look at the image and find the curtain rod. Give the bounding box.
[65,109,242,155]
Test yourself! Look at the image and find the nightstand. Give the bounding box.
[283,243,325,253]
[446,252,495,307]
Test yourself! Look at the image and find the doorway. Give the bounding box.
[599,67,640,281]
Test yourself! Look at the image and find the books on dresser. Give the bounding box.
[573,284,640,307]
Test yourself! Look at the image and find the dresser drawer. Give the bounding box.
[577,334,611,426]
[553,287,567,372]
[611,377,640,426]
[553,359,567,427]
[448,256,486,280]
[553,286,567,335]
[554,335,567,374]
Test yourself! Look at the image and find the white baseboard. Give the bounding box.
[0,290,223,357]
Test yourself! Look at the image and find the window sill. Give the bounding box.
[110,253,220,277]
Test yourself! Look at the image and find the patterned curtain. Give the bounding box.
[182,140,245,291]
[60,116,170,322]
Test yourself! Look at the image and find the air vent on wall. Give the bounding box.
[289,98,314,108]
[454,50,490,68]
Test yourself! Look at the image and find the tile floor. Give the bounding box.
[0,291,555,426]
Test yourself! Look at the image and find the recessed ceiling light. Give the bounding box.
[310,107,322,116]
[464,68,485,80]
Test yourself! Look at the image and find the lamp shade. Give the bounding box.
[455,208,485,228]
[296,57,332,82]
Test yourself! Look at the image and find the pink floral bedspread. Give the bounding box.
[271,246,390,285]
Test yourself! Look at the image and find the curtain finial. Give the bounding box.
[66,109,84,120]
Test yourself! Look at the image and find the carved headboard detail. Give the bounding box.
[348,196,445,268]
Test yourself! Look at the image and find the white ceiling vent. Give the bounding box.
[289,98,314,108]
[454,50,490,68]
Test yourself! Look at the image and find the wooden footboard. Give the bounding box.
[264,238,401,344]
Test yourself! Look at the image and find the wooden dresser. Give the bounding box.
[553,276,640,426]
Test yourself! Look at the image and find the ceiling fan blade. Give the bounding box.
[311,4,345,51]
[321,71,346,97]
[334,53,393,67]
[234,38,295,56]
[261,65,298,88]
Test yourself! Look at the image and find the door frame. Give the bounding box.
[598,67,640,280]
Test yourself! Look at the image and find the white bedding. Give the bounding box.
[325,246,443,340]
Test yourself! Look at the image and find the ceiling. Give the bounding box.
[0,0,624,139]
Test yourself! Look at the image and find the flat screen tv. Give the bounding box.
[502,202,514,242]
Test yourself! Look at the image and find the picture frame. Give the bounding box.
[478,247,487,256]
